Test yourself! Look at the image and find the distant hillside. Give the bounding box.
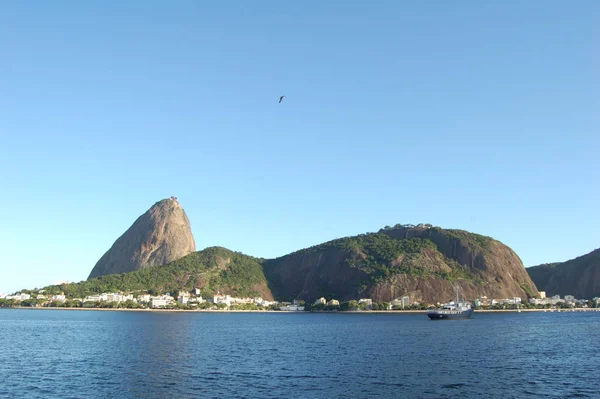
[263,225,538,303]
[40,223,540,304]
[527,248,600,298]
[48,247,273,300]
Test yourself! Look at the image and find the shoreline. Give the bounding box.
[5,306,600,313]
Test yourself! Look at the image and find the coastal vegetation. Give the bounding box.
[341,233,480,283]
[2,297,597,311]
[36,247,271,300]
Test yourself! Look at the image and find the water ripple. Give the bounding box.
[1,310,599,399]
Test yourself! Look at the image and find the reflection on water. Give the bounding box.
[0,310,599,399]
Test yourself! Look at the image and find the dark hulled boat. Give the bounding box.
[427,285,474,320]
[427,301,474,320]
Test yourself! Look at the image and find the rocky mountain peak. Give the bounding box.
[88,197,196,279]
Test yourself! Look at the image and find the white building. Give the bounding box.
[391,296,410,308]
[327,299,340,306]
[106,293,133,303]
[106,293,120,302]
[82,293,134,303]
[178,295,189,305]
[150,295,173,308]
[230,297,253,305]
[151,298,169,308]
[15,293,31,301]
[501,297,522,305]
[253,297,276,307]
[539,291,546,299]
[52,294,66,302]
[213,295,231,307]
[253,297,266,305]
[280,304,305,311]
[177,291,191,304]
[314,297,326,306]
[138,294,151,303]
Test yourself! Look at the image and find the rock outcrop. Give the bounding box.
[527,248,600,298]
[263,225,539,303]
[88,198,196,279]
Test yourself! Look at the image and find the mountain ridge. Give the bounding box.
[264,225,538,303]
[45,213,540,303]
[527,248,600,298]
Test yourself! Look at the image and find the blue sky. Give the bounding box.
[0,1,598,293]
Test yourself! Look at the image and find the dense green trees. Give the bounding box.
[37,247,271,300]
[281,231,479,289]
[339,300,358,311]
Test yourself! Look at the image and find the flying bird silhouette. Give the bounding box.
[279,95,285,103]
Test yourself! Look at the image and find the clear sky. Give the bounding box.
[0,1,598,293]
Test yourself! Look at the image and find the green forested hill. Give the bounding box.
[263,225,538,303]
[41,247,273,299]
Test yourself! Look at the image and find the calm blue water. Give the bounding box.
[0,309,598,399]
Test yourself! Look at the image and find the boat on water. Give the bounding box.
[279,305,305,311]
[427,285,474,320]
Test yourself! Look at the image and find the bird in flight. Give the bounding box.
[279,95,285,103]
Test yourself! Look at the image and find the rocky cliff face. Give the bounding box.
[263,226,539,303]
[527,248,600,298]
[88,198,196,279]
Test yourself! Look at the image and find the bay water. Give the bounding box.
[0,309,598,398]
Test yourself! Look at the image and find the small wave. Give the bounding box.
[371,381,404,387]
[441,383,466,389]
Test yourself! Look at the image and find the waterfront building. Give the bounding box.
[52,294,66,302]
[314,297,326,306]
[138,294,151,303]
[213,294,231,307]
